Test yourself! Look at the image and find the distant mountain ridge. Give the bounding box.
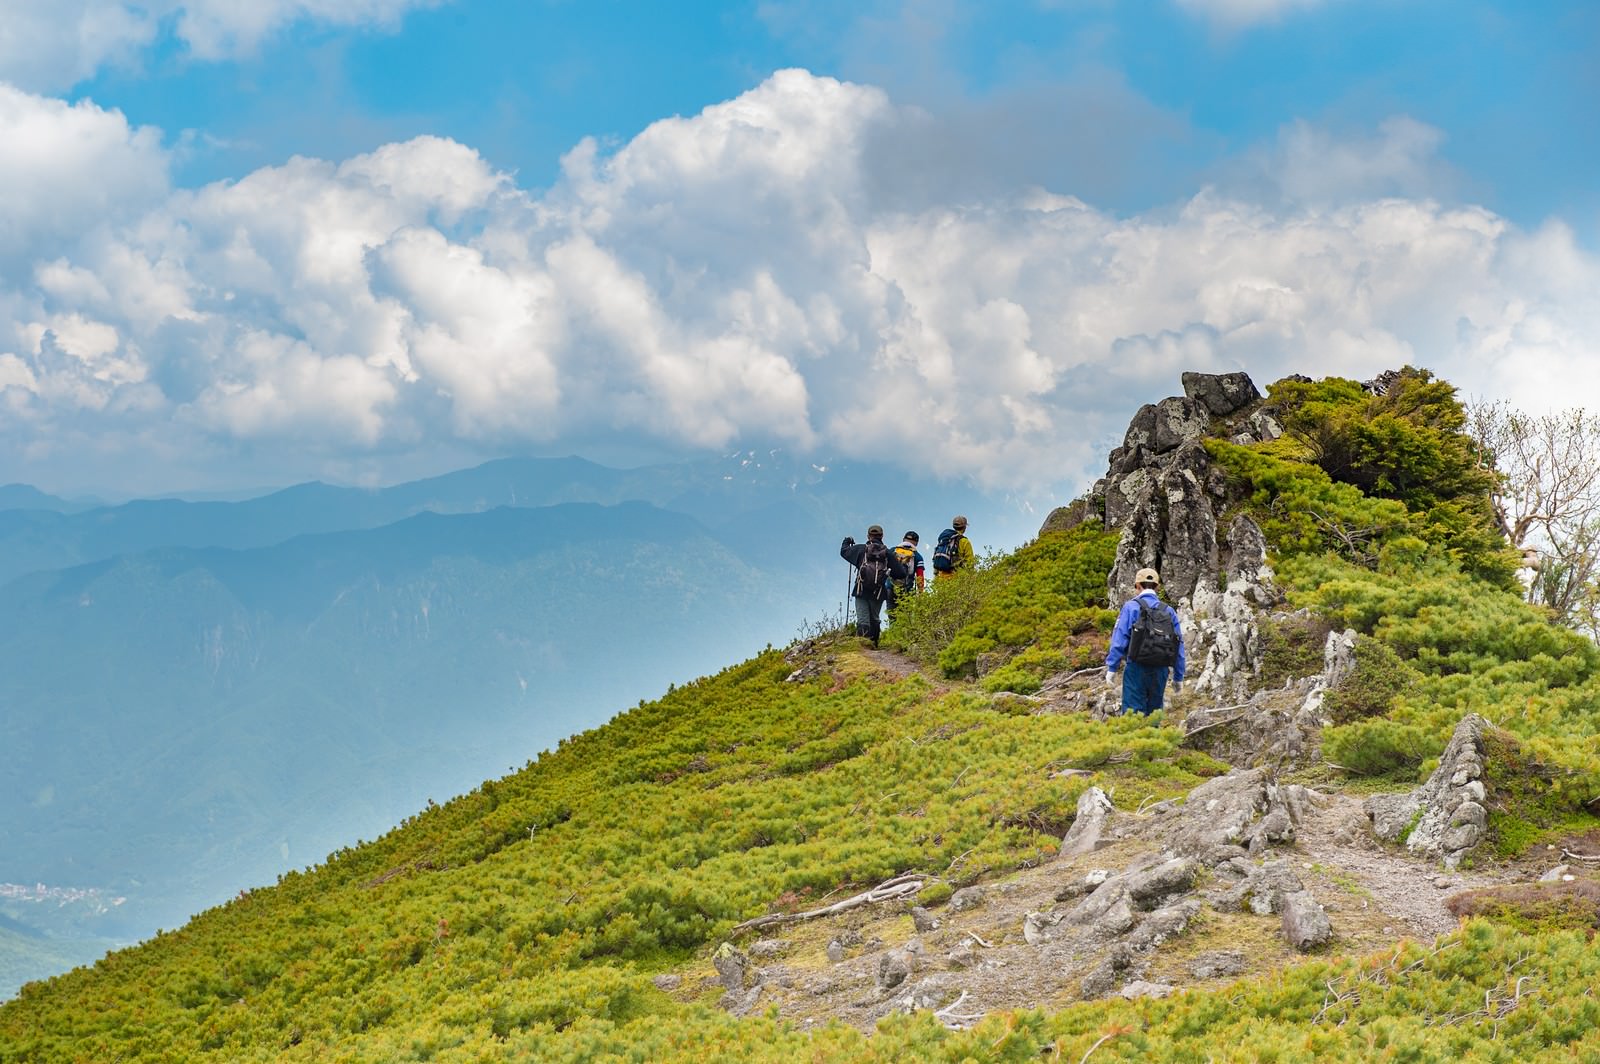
[0,453,1039,588]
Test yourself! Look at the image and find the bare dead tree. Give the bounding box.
[1468,400,1600,633]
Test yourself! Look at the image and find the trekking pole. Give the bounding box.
[844,562,854,632]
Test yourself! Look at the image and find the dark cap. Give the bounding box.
[903,531,918,543]
[867,524,884,537]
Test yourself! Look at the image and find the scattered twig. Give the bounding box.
[933,990,984,1029]
[1079,1028,1127,1064]
[966,931,996,949]
[1562,848,1600,862]
[1181,712,1247,740]
[953,766,972,788]
[731,874,924,934]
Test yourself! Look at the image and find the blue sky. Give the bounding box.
[1,0,1597,497]
[73,1,1600,227]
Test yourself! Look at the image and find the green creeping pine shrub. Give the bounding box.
[882,524,1118,684]
[1280,553,1600,799]
[0,644,1217,1062]
[1261,368,1519,587]
[1321,635,1419,726]
[1256,611,1332,687]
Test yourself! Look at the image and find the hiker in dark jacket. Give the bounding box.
[840,525,909,647]
[1104,567,1186,715]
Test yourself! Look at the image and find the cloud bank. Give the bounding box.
[1,69,1597,494]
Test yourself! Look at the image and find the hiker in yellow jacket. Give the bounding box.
[931,515,974,580]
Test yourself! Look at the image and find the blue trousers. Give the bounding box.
[1121,661,1169,714]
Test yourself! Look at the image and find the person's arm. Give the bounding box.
[840,538,863,565]
[1172,606,1187,682]
[1106,601,1135,671]
[958,535,975,570]
[915,552,926,591]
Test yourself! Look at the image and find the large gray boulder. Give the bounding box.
[1183,371,1262,416]
[1280,891,1333,951]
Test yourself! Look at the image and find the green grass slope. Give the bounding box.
[9,369,1600,1062]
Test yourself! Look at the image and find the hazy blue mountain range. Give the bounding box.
[0,504,783,933]
[0,484,90,515]
[0,454,1036,997]
[0,452,1040,589]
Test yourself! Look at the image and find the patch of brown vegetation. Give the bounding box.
[1445,879,1600,937]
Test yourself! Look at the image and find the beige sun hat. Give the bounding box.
[1134,567,1160,586]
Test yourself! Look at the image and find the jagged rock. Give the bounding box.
[1365,715,1492,869]
[948,887,987,912]
[1060,787,1116,857]
[1540,865,1572,883]
[1211,859,1305,916]
[712,943,749,992]
[945,942,979,969]
[1126,898,1202,951]
[975,652,1005,677]
[785,661,826,684]
[892,975,959,1013]
[1364,792,1421,841]
[1183,371,1261,416]
[1023,910,1063,945]
[1039,498,1099,537]
[1189,951,1247,979]
[911,906,939,933]
[782,640,816,664]
[1080,945,1133,999]
[1170,770,1271,852]
[1363,369,1403,396]
[1184,516,1275,701]
[877,949,914,991]
[825,938,848,963]
[1101,378,1253,606]
[1099,896,1138,935]
[1185,622,1354,769]
[1124,858,1200,908]
[1053,879,1099,902]
[722,984,764,1015]
[1121,980,1178,1000]
[747,939,790,960]
[652,974,683,991]
[1280,891,1333,951]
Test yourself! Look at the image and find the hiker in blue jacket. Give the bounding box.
[1104,567,1186,715]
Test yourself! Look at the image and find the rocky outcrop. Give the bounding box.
[1037,498,1099,538]
[1365,715,1492,870]
[1184,515,1277,701]
[1182,624,1357,769]
[1097,371,1274,606]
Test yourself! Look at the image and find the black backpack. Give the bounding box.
[1128,600,1179,667]
[857,541,891,598]
[932,529,962,573]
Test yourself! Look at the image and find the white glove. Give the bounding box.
[1104,669,1117,687]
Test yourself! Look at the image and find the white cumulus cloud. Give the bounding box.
[1,68,1598,496]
